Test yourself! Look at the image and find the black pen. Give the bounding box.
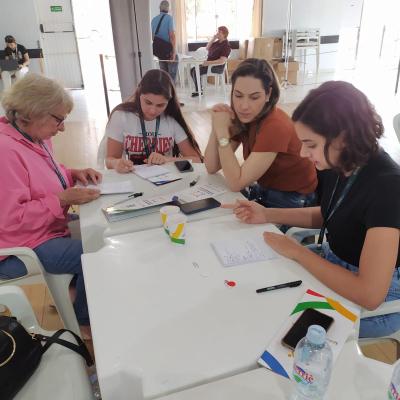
[256,280,302,294]
[110,192,143,207]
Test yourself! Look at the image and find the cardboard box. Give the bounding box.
[273,61,299,85]
[246,37,283,61]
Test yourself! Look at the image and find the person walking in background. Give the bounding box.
[1,35,30,89]
[190,26,231,97]
[151,1,178,83]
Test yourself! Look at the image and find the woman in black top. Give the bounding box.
[223,81,400,338]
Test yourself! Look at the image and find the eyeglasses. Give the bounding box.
[49,113,67,127]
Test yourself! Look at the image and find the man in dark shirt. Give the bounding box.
[191,26,231,97]
[1,35,29,89]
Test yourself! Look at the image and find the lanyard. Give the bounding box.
[139,116,160,159]
[40,142,68,190]
[12,119,67,190]
[317,167,361,250]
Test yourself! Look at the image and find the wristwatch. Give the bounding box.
[218,137,231,148]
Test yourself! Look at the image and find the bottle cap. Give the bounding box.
[306,324,326,345]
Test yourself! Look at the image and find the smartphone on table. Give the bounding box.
[174,160,193,172]
[178,198,221,215]
[281,308,334,350]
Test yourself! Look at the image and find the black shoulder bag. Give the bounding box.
[0,316,93,400]
[152,14,173,60]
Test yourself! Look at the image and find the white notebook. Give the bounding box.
[211,237,279,267]
[76,180,135,195]
[134,164,170,179]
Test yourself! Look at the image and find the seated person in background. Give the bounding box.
[204,58,317,209]
[1,35,30,90]
[0,74,102,339]
[106,69,202,173]
[190,26,231,97]
[225,81,400,338]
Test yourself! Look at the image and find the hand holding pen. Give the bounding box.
[114,150,134,174]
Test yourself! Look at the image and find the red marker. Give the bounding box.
[225,280,236,287]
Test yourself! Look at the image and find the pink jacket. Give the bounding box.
[0,117,74,259]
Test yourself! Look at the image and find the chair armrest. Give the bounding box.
[361,300,400,318]
[0,247,43,276]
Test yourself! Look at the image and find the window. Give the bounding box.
[185,0,253,42]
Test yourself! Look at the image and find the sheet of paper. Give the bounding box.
[134,164,170,179]
[177,183,227,203]
[110,194,173,211]
[211,237,279,267]
[76,180,135,195]
[147,172,182,185]
[258,288,360,380]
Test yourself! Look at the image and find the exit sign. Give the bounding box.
[50,5,62,12]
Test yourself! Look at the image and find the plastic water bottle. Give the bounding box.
[388,359,400,399]
[292,325,333,400]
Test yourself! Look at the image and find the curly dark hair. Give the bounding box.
[292,80,384,172]
[230,58,280,137]
[109,69,202,158]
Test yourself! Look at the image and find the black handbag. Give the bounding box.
[152,14,173,60]
[0,316,93,400]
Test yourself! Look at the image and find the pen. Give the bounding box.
[190,175,200,187]
[110,192,143,207]
[125,149,130,161]
[256,280,302,294]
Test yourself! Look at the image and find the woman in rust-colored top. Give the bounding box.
[204,58,317,209]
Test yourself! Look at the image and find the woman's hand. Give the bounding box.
[114,158,134,174]
[145,152,169,165]
[263,232,303,260]
[57,188,101,207]
[211,104,234,139]
[71,168,102,185]
[221,199,268,224]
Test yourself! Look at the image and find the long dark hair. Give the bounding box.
[109,69,202,157]
[230,58,280,137]
[292,80,384,172]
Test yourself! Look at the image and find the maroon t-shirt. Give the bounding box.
[207,40,231,61]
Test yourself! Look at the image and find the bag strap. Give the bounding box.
[35,329,94,366]
[155,14,166,36]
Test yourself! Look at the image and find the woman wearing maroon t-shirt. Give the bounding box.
[190,26,231,97]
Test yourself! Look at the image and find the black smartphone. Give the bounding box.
[281,308,334,350]
[175,160,194,172]
[178,198,221,215]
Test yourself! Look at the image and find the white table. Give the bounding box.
[79,163,244,252]
[158,341,392,400]
[81,214,357,400]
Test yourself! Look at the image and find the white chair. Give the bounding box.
[393,113,400,143]
[202,61,228,94]
[97,133,107,169]
[0,247,80,337]
[358,300,400,358]
[0,285,93,400]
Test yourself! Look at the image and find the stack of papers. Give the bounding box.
[134,165,182,185]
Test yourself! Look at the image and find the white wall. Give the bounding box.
[0,0,42,74]
[262,0,363,71]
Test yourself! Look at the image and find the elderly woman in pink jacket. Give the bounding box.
[0,74,101,339]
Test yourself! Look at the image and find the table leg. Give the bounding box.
[195,64,202,98]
